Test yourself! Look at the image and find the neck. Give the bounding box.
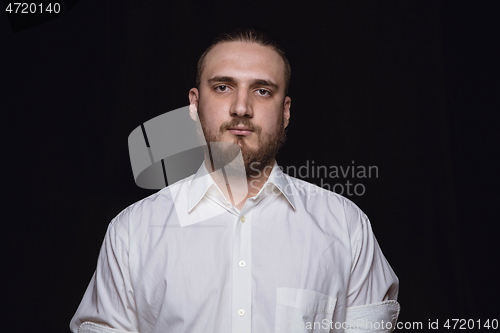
[204,158,274,210]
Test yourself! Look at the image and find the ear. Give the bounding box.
[189,88,199,121]
[283,96,291,128]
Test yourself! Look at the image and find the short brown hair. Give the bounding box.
[196,28,291,95]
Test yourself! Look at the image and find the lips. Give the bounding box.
[227,126,253,136]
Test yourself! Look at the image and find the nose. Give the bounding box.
[230,88,253,118]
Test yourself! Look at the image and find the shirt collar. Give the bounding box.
[188,160,296,212]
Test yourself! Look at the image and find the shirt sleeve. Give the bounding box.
[70,212,139,333]
[343,199,400,332]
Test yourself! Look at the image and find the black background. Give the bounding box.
[2,0,499,332]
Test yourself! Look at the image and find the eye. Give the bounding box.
[215,85,230,92]
[256,89,271,96]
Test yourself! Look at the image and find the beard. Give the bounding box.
[197,106,287,179]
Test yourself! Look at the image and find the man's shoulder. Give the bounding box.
[110,173,195,229]
[283,173,358,206]
[283,173,368,228]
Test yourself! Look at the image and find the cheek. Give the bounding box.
[204,102,228,120]
[205,117,228,138]
[259,112,283,131]
[200,104,223,124]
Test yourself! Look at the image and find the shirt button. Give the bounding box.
[240,216,245,223]
[239,260,246,267]
[238,309,245,316]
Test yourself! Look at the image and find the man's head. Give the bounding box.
[189,28,291,178]
[196,29,291,96]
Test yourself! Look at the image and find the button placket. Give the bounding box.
[231,209,253,333]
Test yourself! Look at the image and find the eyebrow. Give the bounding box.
[208,76,279,91]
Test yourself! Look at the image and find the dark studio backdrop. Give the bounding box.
[2,0,499,331]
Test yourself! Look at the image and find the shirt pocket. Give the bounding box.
[275,288,337,333]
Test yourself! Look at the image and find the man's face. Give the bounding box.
[189,41,291,178]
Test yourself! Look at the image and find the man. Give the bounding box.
[70,28,399,333]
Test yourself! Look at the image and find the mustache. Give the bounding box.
[220,118,262,134]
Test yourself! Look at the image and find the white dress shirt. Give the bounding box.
[70,161,400,333]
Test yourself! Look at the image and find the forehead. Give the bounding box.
[202,41,285,87]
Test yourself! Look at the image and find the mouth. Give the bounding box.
[227,126,253,136]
